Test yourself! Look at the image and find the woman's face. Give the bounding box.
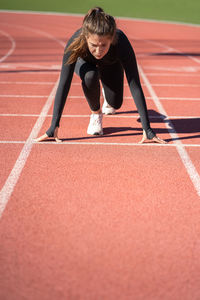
[86,34,112,60]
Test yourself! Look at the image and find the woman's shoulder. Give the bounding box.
[69,28,82,40]
[116,29,132,48]
[65,28,82,48]
[115,28,135,60]
[116,29,129,40]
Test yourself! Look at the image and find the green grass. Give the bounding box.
[0,0,200,24]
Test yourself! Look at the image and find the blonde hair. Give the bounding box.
[66,7,116,64]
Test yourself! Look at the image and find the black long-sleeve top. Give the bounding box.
[46,28,155,139]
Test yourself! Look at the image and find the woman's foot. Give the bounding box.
[87,113,103,135]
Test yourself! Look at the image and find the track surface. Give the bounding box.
[0,11,200,300]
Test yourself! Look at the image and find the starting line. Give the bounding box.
[0,140,200,147]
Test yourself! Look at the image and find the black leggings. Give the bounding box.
[75,57,124,111]
[46,58,124,137]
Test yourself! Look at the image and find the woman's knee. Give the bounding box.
[83,69,99,87]
[105,92,123,109]
[112,100,123,109]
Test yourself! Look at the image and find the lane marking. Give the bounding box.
[145,73,200,77]
[143,65,200,73]
[0,30,16,63]
[0,95,48,98]
[0,22,66,48]
[0,81,55,85]
[147,97,200,101]
[1,81,200,88]
[0,71,59,74]
[0,113,199,119]
[0,63,61,70]
[0,23,66,217]
[1,95,200,101]
[0,140,200,147]
[0,81,79,84]
[0,113,142,118]
[2,71,197,76]
[0,80,59,216]
[143,40,200,65]
[146,84,200,87]
[139,66,200,197]
[1,9,200,28]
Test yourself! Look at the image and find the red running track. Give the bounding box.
[0,11,200,300]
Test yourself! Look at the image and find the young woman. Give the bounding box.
[35,7,166,144]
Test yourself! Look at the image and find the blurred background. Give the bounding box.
[0,0,199,24]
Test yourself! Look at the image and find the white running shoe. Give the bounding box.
[87,113,103,135]
[102,88,116,115]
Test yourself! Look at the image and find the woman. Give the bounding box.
[35,7,166,144]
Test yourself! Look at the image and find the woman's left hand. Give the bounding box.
[138,130,167,144]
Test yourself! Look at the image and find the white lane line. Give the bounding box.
[147,97,200,101]
[0,141,25,144]
[143,40,200,65]
[0,140,200,147]
[0,113,199,119]
[1,95,200,101]
[0,30,16,63]
[1,81,200,88]
[145,73,200,77]
[3,70,197,76]
[0,95,48,98]
[0,79,59,217]
[0,71,59,74]
[0,81,79,86]
[0,22,67,218]
[146,84,200,87]
[1,9,200,28]
[0,63,61,70]
[0,113,140,118]
[1,21,66,48]
[2,70,200,76]
[139,66,200,197]
[143,65,200,73]
[0,81,56,85]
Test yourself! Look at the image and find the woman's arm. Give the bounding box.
[118,30,156,140]
[46,52,76,137]
[45,30,83,137]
